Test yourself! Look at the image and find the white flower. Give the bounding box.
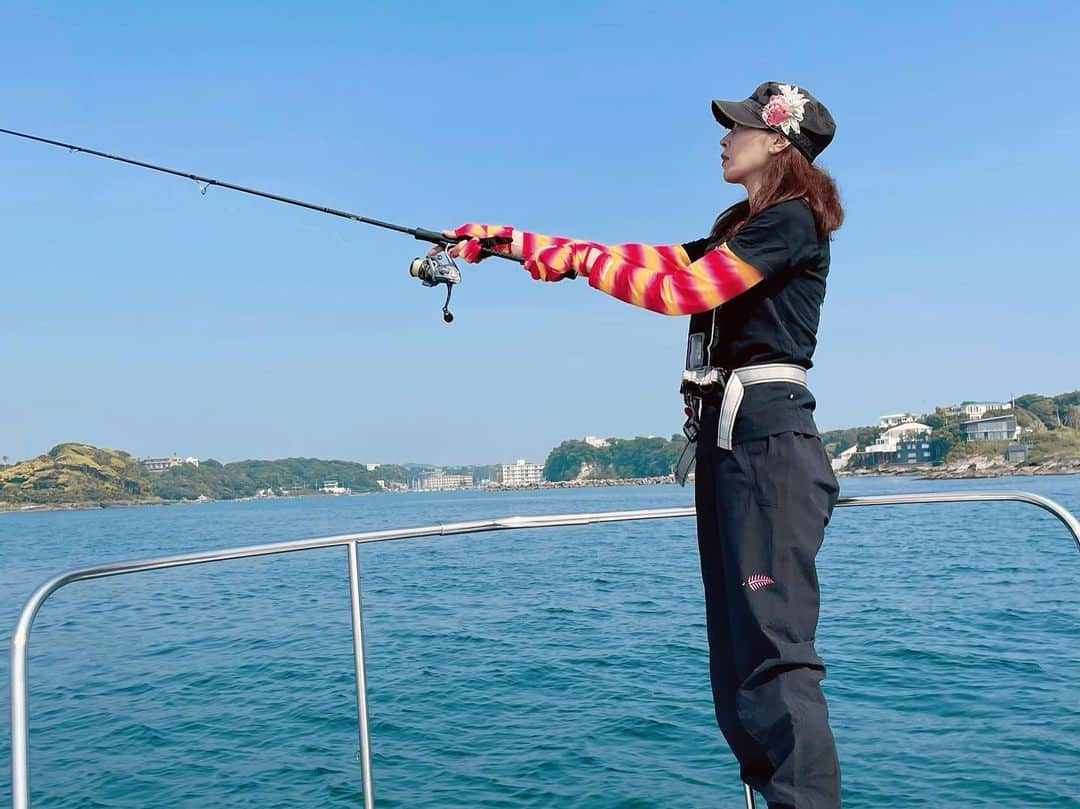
[774,84,808,135]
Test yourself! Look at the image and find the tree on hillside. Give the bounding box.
[544,440,602,481]
[1015,394,1061,429]
[818,425,880,457]
[1066,406,1080,430]
[1053,390,1080,410]
[543,436,685,481]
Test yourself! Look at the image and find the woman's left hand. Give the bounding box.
[427,223,515,263]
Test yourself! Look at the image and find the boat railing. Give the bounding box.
[9,490,1080,809]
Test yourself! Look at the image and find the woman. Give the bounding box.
[441,82,844,809]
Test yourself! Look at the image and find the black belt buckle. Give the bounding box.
[680,367,728,399]
[679,366,729,443]
[681,395,701,442]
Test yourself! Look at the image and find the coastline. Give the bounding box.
[0,496,184,515]
[482,476,677,492]
[0,478,681,514]
[839,458,1080,480]
[6,463,1080,515]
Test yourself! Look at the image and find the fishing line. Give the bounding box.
[1,127,520,322]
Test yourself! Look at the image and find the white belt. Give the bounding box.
[674,362,809,485]
[716,363,808,450]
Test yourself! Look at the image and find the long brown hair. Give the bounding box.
[709,146,843,242]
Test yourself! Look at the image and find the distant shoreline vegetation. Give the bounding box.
[0,445,461,508]
[543,435,687,482]
[0,435,692,510]
[3,389,1078,509]
[820,389,1080,468]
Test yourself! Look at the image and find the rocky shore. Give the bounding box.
[839,458,1080,480]
[1,478,682,514]
[484,476,677,491]
[0,496,180,514]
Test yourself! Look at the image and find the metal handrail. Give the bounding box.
[9,491,1080,809]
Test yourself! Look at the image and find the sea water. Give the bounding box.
[1,475,1077,807]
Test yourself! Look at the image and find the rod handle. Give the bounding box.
[412,227,522,263]
[412,227,450,245]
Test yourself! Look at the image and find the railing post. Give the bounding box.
[347,542,375,809]
[10,624,31,809]
[743,782,756,808]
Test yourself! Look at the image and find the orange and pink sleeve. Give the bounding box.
[527,239,765,316]
[449,223,766,316]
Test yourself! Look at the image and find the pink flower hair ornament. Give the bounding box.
[760,84,809,136]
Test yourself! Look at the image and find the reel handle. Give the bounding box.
[411,227,523,263]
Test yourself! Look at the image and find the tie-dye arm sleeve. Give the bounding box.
[525,240,766,316]
[448,225,706,291]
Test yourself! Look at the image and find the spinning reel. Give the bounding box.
[409,249,462,323]
[406,232,520,323]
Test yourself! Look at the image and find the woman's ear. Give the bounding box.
[767,133,792,155]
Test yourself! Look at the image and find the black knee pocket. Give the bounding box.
[735,652,830,768]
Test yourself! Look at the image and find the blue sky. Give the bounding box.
[2,1,1078,466]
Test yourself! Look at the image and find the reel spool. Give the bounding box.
[409,250,462,323]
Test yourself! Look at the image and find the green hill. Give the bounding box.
[0,443,483,507]
[0,443,150,505]
[544,435,687,481]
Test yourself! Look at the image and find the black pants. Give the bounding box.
[694,408,841,808]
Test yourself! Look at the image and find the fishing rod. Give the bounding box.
[1,127,520,322]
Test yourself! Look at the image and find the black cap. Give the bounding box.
[712,82,835,163]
